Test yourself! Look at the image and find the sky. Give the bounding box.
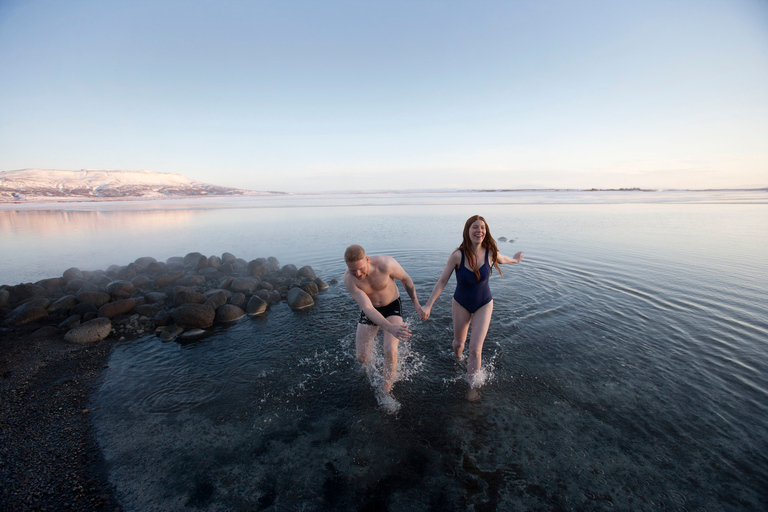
[1,0,767,193]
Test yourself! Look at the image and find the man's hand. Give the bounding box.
[387,324,412,341]
[419,305,431,321]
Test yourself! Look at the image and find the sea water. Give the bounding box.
[1,191,767,510]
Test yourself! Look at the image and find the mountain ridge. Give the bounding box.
[0,169,273,201]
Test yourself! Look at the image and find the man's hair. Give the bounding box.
[344,244,366,263]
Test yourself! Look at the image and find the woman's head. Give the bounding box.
[460,215,502,278]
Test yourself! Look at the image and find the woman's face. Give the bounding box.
[468,219,486,244]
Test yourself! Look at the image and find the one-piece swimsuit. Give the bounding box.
[453,249,492,313]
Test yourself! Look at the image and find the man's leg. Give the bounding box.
[381,315,403,394]
[355,322,379,366]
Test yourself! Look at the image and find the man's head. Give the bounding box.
[345,244,370,279]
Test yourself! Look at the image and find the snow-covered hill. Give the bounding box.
[0,169,264,201]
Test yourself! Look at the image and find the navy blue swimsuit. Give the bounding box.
[453,249,492,313]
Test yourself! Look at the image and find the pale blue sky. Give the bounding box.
[1,0,766,192]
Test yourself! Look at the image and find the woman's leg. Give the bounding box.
[466,300,493,383]
[452,299,472,359]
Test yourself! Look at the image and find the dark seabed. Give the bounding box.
[2,192,767,510]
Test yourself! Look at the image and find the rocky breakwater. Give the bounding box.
[0,252,329,343]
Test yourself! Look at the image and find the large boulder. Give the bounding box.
[106,280,135,300]
[98,298,136,319]
[64,317,112,343]
[144,291,167,304]
[231,277,259,294]
[11,284,46,303]
[48,295,78,311]
[203,290,228,310]
[0,289,9,308]
[6,306,49,326]
[215,304,246,323]
[172,304,215,329]
[221,252,237,264]
[77,291,111,308]
[174,288,206,306]
[301,282,319,296]
[280,264,299,278]
[62,267,83,283]
[297,266,316,279]
[175,274,206,287]
[314,278,329,292]
[246,295,267,315]
[184,252,208,270]
[134,256,157,268]
[286,287,314,311]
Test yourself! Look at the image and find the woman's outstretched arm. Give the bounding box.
[421,250,461,320]
[496,251,524,265]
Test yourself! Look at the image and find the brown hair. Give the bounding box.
[459,215,502,279]
[344,244,366,263]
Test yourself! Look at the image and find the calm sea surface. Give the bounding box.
[2,191,767,510]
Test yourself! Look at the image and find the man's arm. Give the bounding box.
[344,272,412,341]
[386,257,423,318]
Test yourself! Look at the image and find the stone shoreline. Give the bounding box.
[0,252,333,511]
[1,252,330,345]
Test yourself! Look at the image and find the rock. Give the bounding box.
[71,302,98,316]
[165,256,184,268]
[208,255,222,269]
[6,307,49,326]
[37,277,64,295]
[77,291,111,308]
[204,290,228,310]
[134,256,157,267]
[280,264,299,278]
[172,303,215,329]
[184,252,208,270]
[145,261,165,274]
[229,293,247,309]
[76,282,101,293]
[329,279,339,285]
[131,275,152,288]
[297,266,316,279]
[259,281,274,292]
[246,295,267,315]
[232,258,248,274]
[267,290,282,305]
[221,252,237,263]
[248,260,266,276]
[301,282,319,296]
[64,317,112,343]
[135,304,158,317]
[153,309,172,326]
[98,298,136,319]
[498,237,507,242]
[174,288,206,306]
[268,256,280,266]
[90,273,112,287]
[154,272,184,287]
[11,283,46,303]
[156,325,184,341]
[31,325,60,338]
[219,262,234,275]
[106,280,135,299]
[314,278,329,291]
[58,314,81,331]
[144,291,168,304]
[286,287,314,310]
[16,297,51,312]
[83,311,98,322]
[231,277,259,293]
[0,289,9,308]
[218,276,234,289]
[198,267,222,278]
[175,274,206,287]
[215,304,246,323]
[48,295,78,311]
[62,267,83,282]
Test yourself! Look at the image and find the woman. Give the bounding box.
[421,215,524,385]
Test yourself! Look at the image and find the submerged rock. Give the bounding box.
[287,287,314,311]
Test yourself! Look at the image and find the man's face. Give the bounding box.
[347,257,370,280]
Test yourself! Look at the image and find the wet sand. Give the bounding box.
[0,329,121,511]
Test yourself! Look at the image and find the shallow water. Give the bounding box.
[3,192,768,510]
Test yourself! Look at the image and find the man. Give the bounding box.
[344,244,423,395]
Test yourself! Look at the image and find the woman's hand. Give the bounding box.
[513,251,524,263]
[420,305,432,321]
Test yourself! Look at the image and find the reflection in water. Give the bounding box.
[0,209,200,236]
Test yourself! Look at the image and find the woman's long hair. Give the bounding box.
[459,215,503,279]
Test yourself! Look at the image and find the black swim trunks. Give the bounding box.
[358,297,402,326]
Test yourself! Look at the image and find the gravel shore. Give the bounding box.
[0,329,121,511]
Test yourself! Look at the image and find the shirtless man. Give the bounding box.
[344,244,423,394]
